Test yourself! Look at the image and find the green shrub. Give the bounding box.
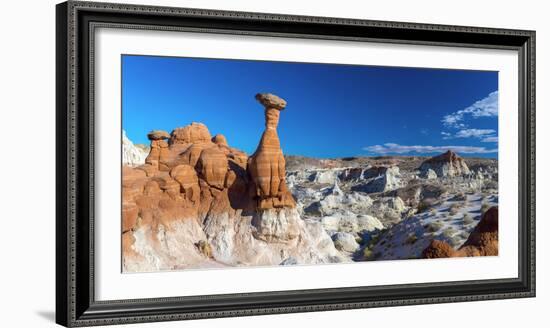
[481,202,491,215]
[449,203,463,216]
[425,221,444,233]
[405,233,418,245]
[463,213,474,225]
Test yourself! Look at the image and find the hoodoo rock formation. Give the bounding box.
[122,93,344,272]
[421,206,499,258]
[420,150,470,178]
[248,93,296,209]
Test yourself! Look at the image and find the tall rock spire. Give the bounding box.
[248,93,295,209]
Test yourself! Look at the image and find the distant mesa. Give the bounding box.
[419,150,470,178]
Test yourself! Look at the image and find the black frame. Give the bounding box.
[56,1,536,326]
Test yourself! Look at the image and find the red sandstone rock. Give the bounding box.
[170,122,212,144]
[197,147,228,190]
[122,94,298,267]
[458,206,498,256]
[170,164,200,203]
[421,240,457,259]
[248,93,295,209]
[212,134,228,147]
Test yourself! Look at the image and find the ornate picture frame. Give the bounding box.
[56,1,535,326]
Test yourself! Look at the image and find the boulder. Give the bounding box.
[422,168,438,179]
[332,232,360,253]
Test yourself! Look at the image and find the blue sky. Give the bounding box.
[122,55,498,158]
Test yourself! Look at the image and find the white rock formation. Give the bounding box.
[123,207,349,272]
[419,150,470,177]
[308,169,338,184]
[321,214,383,235]
[365,196,408,225]
[332,232,360,253]
[304,181,373,216]
[351,166,402,193]
[421,168,438,180]
[122,130,148,166]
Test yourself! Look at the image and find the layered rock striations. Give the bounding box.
[122,93,344,272]
[248,93,296,209]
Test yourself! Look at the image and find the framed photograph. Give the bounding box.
[56,1,535,326]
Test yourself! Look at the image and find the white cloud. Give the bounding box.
[454,128,496,138]
[442,91,498,129]
[481,136,499,143]
[364,143,497,155]
[441,128,498,141]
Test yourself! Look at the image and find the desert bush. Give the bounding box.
[195,240,212,258]
[442,227,457,239]
[449,203,463,216]
[417,198,436,213]
[463,213,474,225]
[425,221,444,233]
[449,235,463,247]
[363,247,373,260]
[452,192,467,201]
[405,233,418,245]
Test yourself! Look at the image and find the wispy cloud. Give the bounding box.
[364,143,498,155]
[454,128,496,138]
[481,136,499,143]
[442,91,498,129]
[441,128,496,140]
